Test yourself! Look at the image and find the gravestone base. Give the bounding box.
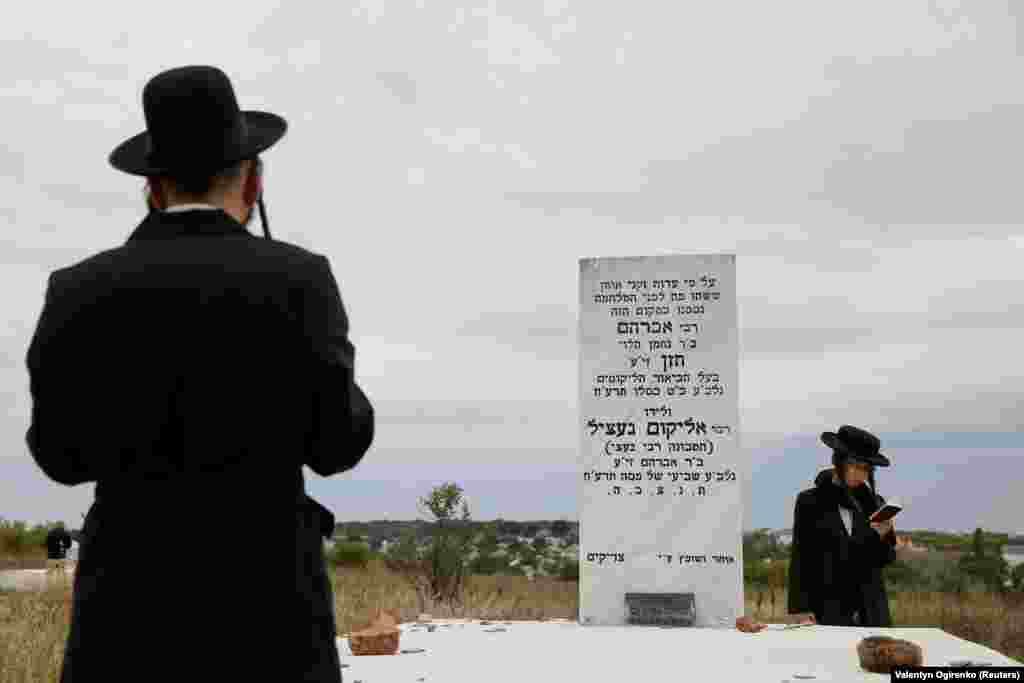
[624,592,696,627]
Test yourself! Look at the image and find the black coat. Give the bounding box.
[786,468,897,627]
[25,208,374,682]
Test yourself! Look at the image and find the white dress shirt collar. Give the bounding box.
[165,203,221,213]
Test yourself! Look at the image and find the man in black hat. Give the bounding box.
[786,425,898,627]
[25,65,374,682]
[46,524,73,561]
[46,522,73,561]
[45,522,74,589]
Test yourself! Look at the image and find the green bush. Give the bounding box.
[959,553,1011,593]
[469,553,505,576]
[885,559,925,590]
[387,528,423,563]
[0,519,52,557]
[330,541,372,569]
[744,560,770,588]
[1011,564,1024,592]
[518,548,539,569]
[504,563,527,577]
[557,558,579,581]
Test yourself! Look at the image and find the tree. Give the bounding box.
[551,519,572,539]
[972,528,986,559]
[1011,563,1024,592]
[418,482,474,607]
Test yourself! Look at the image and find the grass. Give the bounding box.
[1,560,1021,682]
[0,582,73,683]
[746,587,1024,663]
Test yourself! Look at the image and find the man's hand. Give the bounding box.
[784,612,817,626]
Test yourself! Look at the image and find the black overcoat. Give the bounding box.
[25,208,374,682]
[786,468,897,627]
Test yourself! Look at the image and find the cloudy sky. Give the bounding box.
[3,1,1023,535]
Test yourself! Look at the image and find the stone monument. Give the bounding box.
[578,253,743,627]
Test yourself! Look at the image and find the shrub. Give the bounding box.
[469,553,505,576]
[557,558,579,581]
[886,559,925,591]
[1011,564,1024,592]
[330,542,372,569]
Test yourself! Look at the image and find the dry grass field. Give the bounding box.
[745,587,1024,663]
[2,559,1021,682]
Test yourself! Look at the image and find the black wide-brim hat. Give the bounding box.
[821,424,891,467]
[109,65,287,177]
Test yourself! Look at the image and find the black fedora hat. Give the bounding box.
[821,425,891,467]
[109,65,287,177]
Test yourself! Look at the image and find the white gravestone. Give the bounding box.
[578,254,743,627]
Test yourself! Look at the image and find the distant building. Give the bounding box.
[1003,544,1024,568]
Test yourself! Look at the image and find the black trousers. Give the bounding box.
[817,595,865,626]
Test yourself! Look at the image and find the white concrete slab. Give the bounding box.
[336,621,1022,682]
[3,575,1019,680]
[0,567,75,592]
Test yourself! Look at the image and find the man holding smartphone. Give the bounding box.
[787,425,898,627]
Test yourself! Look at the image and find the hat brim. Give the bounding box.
[821,432,890,467]
[109,110,287,176]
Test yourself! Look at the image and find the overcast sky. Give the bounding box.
[3,1,1023,535]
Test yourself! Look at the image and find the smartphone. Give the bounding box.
[869,501,902,524]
